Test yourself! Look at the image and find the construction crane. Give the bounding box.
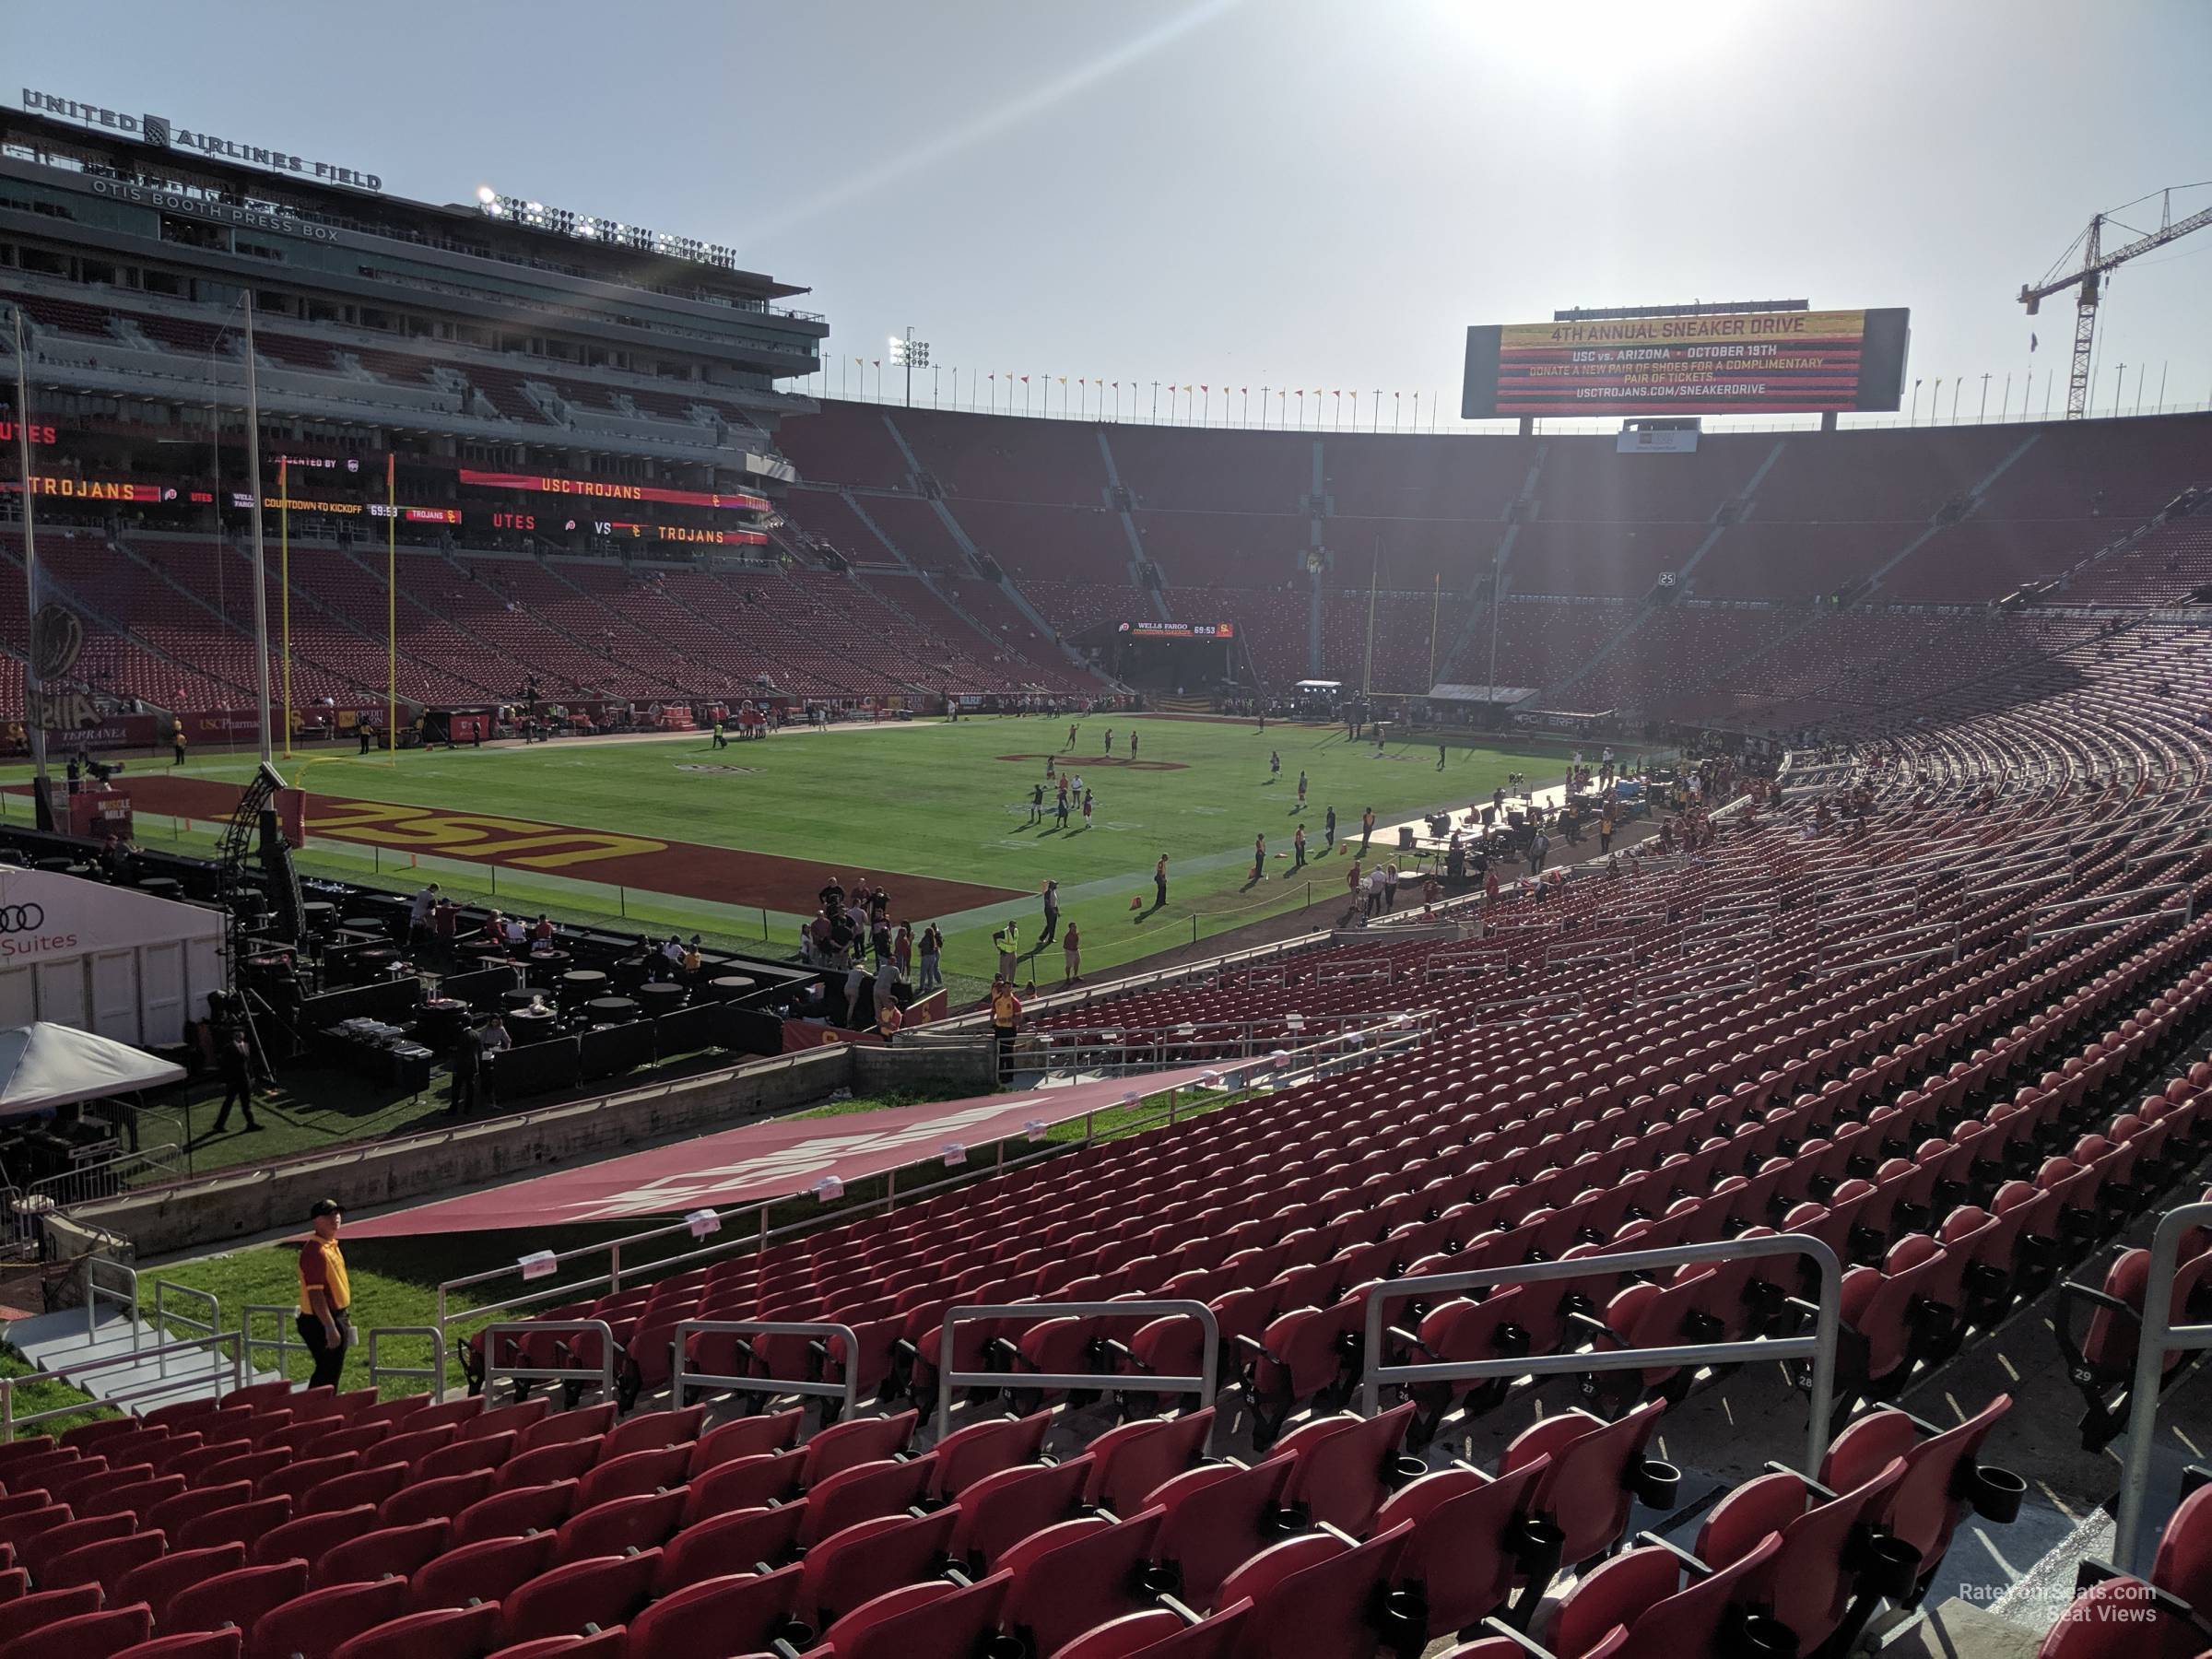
[2019,182,2212,418]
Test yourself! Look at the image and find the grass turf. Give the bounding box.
[18,715,1559,997]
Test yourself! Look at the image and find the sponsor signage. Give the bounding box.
[1118,620,1236,640]
[21,88,382,190]
[459,469,769,513]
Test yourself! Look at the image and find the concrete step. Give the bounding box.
[7,1306,284,1417]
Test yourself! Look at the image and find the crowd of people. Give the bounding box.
[800,874,938,1041]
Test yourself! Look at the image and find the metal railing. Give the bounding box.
[479,1320,617,1404]
[366,1326,448,1402]
[32,1145,184,1214]
[243,1303,308,1379]
[2113,1201,2212,1563]
[672,1320,860,1417]
[2,1327,245,1441]
[1359,1232,1844,1476]
[83,1256,138,1341]
[153,1282,220,1349]
[935,1299,1218,1443]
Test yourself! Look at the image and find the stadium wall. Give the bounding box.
[68,1035,994,1257]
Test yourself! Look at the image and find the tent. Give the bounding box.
[0,867,225,1045]
[0,1021,184,1120]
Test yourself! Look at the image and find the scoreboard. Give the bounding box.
[1462,306,1910,419]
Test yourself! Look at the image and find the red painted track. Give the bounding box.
[118,774,1023,916]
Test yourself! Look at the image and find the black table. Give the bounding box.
[585,996,640,1024]
[136,877,183,900]
[635,982,688,1015]
[457,938,508,962]
[525,949,572,987]
[300,900,338,934]
[505,1007,559,1045]
[707,974,756,1003]
[342,913,389,939]
[500,988,541,1013]
[559,970,608,1006]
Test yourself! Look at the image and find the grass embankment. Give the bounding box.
[141,1084,1244,1398]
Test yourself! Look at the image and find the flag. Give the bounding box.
[1201,384,1208,394]
[1058,376,1066,385]
[1021,375,1029,383]
[873,359,880,369]
[1241,387,1247,394]
[2030,334,2039,351]
[855,357,864,366]
[989,372,996,382]
[1112,382,1119,389]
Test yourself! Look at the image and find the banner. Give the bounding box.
[459,469,769,513]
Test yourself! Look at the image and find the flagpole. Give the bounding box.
[243,290,273,765]
[11,306,53,830]
[280,457,292,759]
[1362,546,1378,698]
[386,452,398,761]
[1428,571,1440,690]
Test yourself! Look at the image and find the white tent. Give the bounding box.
[0,868,224,1045]
[0,1021,184,1120]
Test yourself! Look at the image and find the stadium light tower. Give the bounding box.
[889,328,930,408]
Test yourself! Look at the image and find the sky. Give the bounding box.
[9,0,2212,432]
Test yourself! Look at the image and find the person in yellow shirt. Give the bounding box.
[988,977,1023,1084]
[297,1198,352,1388]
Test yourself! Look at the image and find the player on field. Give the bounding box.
[1066,722,1078,751]
[1104,728,1114,755]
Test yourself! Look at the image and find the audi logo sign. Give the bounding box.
[0,905,44,933]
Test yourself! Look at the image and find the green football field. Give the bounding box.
[14,715,1565,995]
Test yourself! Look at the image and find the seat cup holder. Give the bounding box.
[1391,1453,1430,1486]
[1861,1533,1923,1601]
[1631,1458,1682,1510]
[1512,1516,1566,1577]
[1971,1465,2026,1524]
[982,1636,1027,1659]
[1731,1611,1802,1658]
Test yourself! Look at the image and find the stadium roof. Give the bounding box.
[1,101,810,302]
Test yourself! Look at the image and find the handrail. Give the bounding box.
[479,1319,616,1404]
[83,1256,138,1344]
[2113,1201,2212,1563]
[366,1326,449,1402]
[153,1281,219,1342]
[672,1320,860,1418]
[935,1299,1218,1446]
[242,1303,307,1379]
[1359,1231,1843,1477]
[1,1326,245,1441]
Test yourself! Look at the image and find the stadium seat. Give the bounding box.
[803,1570,1012,1659]
[328,1604,502,1659]
[493,1552,658,1646]
[245,1579,414,1659]
[411,1533,560,1613]
[318,1520,454,1588]
[0,1605,156,1659]
[1819,1396,2021,1606]
[168,1561,312,1636]
[628,1566,804,1659]
[1042,1599,1252,1659]
[114,1545,250,1629]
